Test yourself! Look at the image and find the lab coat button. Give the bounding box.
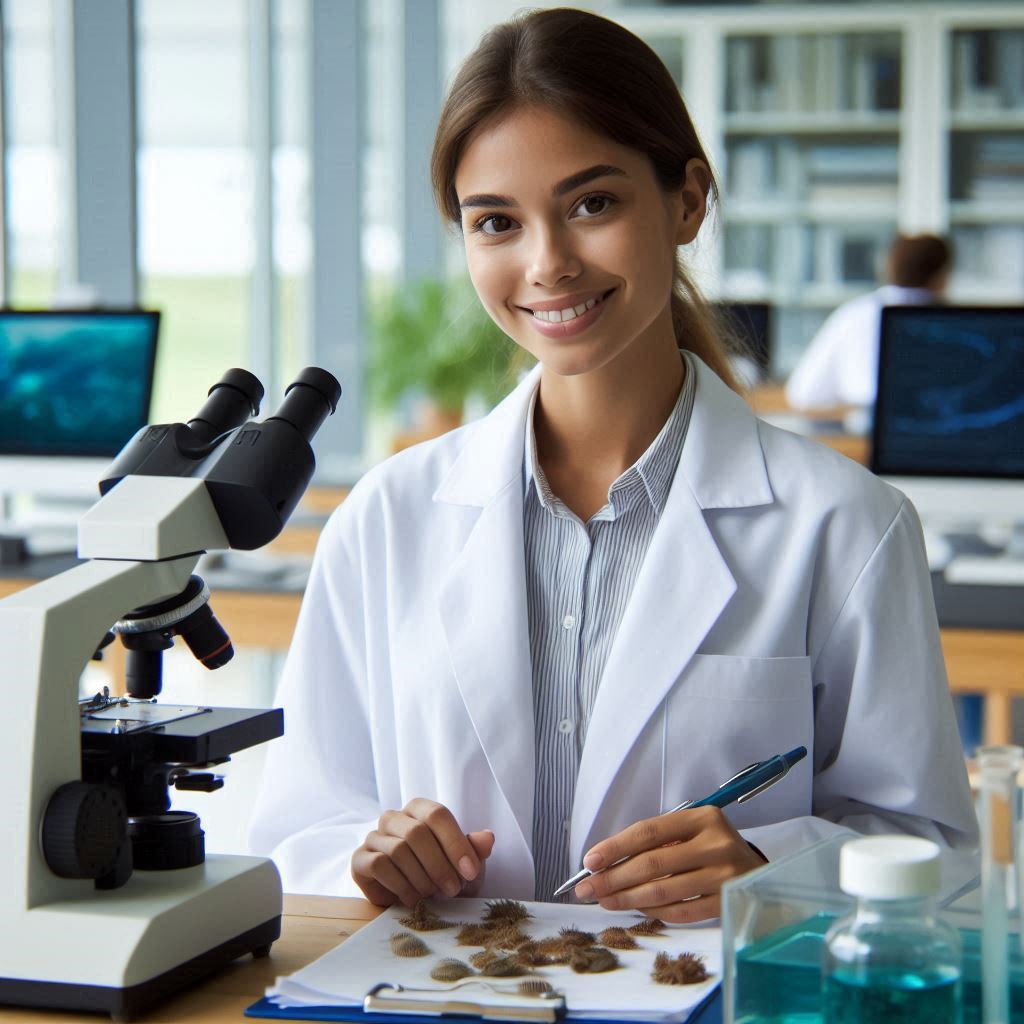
[562,614,576,629]
[558,718,574,734]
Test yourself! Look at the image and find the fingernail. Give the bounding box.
[583,851,604,870]
[576,881,594,900]
[459,856,477,880]
[444,878,460,897]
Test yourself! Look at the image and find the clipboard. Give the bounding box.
[243,984,722,1023]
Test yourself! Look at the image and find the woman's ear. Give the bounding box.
[676,158,711,245]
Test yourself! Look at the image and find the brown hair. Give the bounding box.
[430,7,740,391]
[886,234,953,289]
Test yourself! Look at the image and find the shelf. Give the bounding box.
[726,199,898,223]
[949,201,1024,224]
[723,112,901,135]
[950,111,1024,132]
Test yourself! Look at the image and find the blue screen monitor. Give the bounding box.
[0,310,159,458]
[872,306,1024,480]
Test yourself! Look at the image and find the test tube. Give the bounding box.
[977,744,1024,1024]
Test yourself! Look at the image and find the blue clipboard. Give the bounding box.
[244,985,722,1023]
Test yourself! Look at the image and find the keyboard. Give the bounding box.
[945,556,1024,587]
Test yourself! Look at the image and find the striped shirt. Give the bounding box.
[523,354,697,900]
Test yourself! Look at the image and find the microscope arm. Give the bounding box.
[3,475,229,910]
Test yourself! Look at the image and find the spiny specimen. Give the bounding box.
[516,979,555,996]
[456,923,494,947]
[482,899,532,924]
[389,931,430,958]
[627,918,667,937]
[430,958,475,982]
[486,922,530,950]
[569,947,620,973]
[652,951,711,985]
[480,955,528,977]
[598,927,639,950]
[398,899,455,931]
[469,949,498,970]
[558,927,597,948]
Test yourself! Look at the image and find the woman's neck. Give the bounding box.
[533,338,686,520]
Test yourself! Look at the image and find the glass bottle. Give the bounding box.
[822,835,962,1024]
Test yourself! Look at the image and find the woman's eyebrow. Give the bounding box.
[459,164,627,210]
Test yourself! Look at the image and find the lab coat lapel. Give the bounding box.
[570,358,774,864]
[435,370,540,858]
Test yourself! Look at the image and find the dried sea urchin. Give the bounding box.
[652,951,711,985]
[430,958,475,982]
[516,979,555,996]
[481,955,528,977]
[456,923,494,947]
[389,932,430,958]
[398,900,454,932]
[569,947,621,974]
[628,918,667,937]
[598,927,639,950]
[482,899,532,924]
[558,927,597,948]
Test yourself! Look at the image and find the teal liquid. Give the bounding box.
[734,913,833,1024]
[823,968,961,1024]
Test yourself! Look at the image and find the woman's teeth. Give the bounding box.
[532,296,600,323]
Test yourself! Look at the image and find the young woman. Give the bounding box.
[249,8,976,923]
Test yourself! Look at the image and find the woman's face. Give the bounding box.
[454,104,704,379]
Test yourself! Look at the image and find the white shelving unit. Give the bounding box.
[616,3,1024,377]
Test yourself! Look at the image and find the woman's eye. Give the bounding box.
[575,194,612,218]
[479,214,515,236]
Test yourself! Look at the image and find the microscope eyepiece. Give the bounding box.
[187,368,265,444]
[267,367,342,443]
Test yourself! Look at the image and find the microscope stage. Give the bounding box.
[81,705,283,763]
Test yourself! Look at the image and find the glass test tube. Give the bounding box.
[977,744,1023,1024]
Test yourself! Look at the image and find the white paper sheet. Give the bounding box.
[266,898,721,1021]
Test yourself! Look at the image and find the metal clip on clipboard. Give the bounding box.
[364,981,567,1021]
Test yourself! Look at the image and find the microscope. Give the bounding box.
[0,366,341,1020]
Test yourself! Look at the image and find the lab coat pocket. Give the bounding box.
[662,654,813,830]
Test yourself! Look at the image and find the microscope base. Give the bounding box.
[0,915,279,1020]
[0,853,282,1020]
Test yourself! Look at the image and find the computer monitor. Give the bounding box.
[0,310,159,504]
[715,302,772,384]
[872,305,1024,532]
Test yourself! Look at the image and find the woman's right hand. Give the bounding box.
[351,798,496,907]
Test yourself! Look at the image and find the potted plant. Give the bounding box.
[367,276,522,440]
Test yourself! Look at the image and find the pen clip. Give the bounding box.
[736,764,789,804]
[720,761,761,788]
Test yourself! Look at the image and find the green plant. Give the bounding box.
[367,277,521,416]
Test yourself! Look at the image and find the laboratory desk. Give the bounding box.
[0,895,722,1024]
[0,896,381,1024]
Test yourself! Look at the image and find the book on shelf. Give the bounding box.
[726,31,901,116]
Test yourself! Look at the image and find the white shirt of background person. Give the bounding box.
[784,284,937,410]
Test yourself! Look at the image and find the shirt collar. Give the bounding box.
[522,354,695,520]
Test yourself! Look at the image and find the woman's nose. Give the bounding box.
[526,226,581,288]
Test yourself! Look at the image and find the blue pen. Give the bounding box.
[552,745,808,898]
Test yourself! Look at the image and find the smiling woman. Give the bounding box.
[250,8,978,925]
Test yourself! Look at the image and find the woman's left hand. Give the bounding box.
[573,806,767,923]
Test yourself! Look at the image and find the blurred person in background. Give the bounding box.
[785,233,953,410]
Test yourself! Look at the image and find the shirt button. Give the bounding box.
[563,818,571,833]
[558,718,574,735]
[562,614,576,630]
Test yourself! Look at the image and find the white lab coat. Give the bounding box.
[249,355,978,899]
[785,285,936,409]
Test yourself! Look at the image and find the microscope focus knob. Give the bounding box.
[42,782,128,880]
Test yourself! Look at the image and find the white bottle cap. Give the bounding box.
[839,835,941,900]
